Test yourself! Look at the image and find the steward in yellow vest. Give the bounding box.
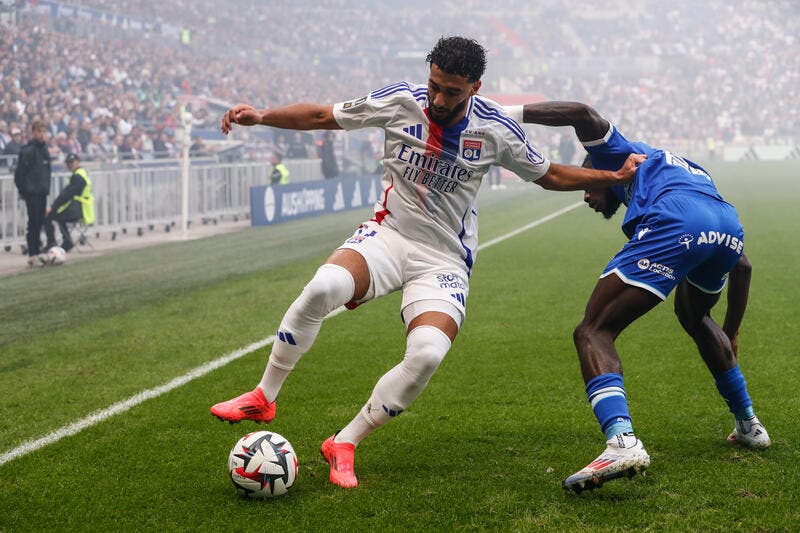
[44,153,94,252]
[270,152,290,185]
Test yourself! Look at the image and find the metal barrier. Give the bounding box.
[0,160,325,251]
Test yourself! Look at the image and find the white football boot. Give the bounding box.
[563,433,650,493]
[728,416,771,449]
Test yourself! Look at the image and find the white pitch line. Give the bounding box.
[0,200,582,466]
[478,201,583,250]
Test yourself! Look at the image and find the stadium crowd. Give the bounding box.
[1,0,797,166]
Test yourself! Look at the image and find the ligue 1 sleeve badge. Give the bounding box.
[461,139,482,161]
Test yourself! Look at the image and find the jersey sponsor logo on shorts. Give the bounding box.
[437,273,466,290]
[637,258,675,280]
[696,231,744,254]
[402,124,423,140]
[342,96,367,110]
[637,227,651,240]
[678,233,694,249]
[461,139,482,161]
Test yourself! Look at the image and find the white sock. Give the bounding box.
[259,263,355,401]
[335,325,452,445]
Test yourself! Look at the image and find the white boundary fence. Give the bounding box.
[0,158,325,250]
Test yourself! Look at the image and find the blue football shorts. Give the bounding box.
[602,192,744,300]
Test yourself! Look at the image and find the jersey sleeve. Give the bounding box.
[497,127,551,182]
[333,82,412,130]
[583,124,651,171]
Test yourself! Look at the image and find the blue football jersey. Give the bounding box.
[584,125,724,238]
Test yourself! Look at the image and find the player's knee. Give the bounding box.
[403,326,451,380]
[301,264,355,316]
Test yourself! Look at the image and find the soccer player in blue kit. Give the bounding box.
[510,101,771,492]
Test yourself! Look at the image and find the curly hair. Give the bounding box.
[426,36,487,82]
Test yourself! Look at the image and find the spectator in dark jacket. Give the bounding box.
[2,127,24,169]
[14,120,52,265]
[318,130,339,179]
[3,127,24,156]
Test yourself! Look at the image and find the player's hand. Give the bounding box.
[45,207,51,216]
[221,104,261,134]
[616,153,647,182]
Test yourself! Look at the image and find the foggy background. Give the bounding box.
[1,0,798,169]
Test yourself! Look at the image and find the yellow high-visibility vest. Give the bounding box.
[57,167,95,225]
[276,163,290,184]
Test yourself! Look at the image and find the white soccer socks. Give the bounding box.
[259,264,355,401]
[336,325,452,445]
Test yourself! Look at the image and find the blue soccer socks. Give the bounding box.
[713,365,755,420]
[586,373,634,439]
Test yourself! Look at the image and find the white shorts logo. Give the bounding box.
[637,258,650,270]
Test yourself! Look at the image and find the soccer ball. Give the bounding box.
[228,431,298,498]
[47,246,66,266]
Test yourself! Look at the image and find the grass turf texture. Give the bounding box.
[1,162,798,531]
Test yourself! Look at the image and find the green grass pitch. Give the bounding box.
[1,161,798,531]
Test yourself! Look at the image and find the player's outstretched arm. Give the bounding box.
[221,103,341,134]
[536,153,645,191]
[516,101,609,142]
[723,253,752,357]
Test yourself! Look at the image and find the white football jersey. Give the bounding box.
[333,82,550,273]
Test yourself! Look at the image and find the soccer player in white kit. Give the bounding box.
[212,36,644,488]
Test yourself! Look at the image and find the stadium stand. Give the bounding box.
[1,0,797,254]
[1,0,797,163]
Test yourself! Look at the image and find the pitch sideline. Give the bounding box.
[0,200,583,466]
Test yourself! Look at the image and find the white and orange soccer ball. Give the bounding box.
[228,431,298,498]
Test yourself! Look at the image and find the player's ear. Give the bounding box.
[470,80,481,95]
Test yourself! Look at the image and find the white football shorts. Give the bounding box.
[338,220,469,327]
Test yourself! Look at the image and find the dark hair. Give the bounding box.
[426,36,487,82]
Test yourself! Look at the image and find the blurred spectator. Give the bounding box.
[0,120,10,151]
[317,131,339,180]
[77,119,93,152]
[119,134,140,160]
[286,132,313,159]
[85,133,108,161]
[3,126,24,157]
[189,136,208,157]
[152,130,173,158]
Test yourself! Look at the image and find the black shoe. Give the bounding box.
[62,242,74,253]
[43,242,56,253]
